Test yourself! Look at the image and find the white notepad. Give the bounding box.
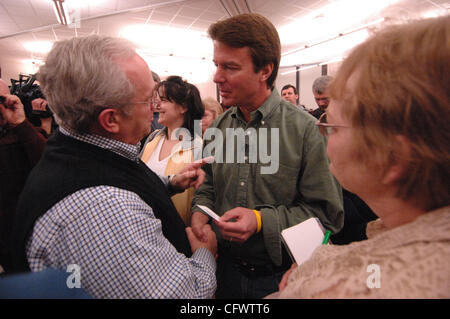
[281,217,327,265]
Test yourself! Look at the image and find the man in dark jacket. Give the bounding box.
[10,35,217,299]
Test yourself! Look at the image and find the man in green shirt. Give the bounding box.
[191,13,344,299]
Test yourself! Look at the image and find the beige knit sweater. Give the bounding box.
[274,206,450,298]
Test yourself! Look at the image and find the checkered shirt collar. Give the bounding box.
[59,126,141,162]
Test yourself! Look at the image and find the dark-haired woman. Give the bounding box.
[141,76,204,225]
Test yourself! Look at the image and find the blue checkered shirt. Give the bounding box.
[26,127,216,298]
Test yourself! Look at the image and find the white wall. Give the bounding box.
[196,80,217,101]
[1,57,39,88]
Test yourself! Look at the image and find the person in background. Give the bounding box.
[314,75,377,244]
[141,76,204,225]
[281,84,307,111]
[191,13,343,299]
[201,97,223,135]
[30,98,53,137]
[150,71,164,132]
[10,35,217,299]
[0,79,46,273]
[311,75,333,119]
[271,16,449,298]
[139,71,163,149]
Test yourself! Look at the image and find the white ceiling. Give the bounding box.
[0,0,449,82]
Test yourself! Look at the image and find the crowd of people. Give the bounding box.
[0,12,448,299]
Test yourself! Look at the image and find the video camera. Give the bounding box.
[9,74,53,125]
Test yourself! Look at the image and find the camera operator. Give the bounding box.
[0,79,46,273]
[31,97,53,137]
[10,75,56,138]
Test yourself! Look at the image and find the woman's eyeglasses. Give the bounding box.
[315,112,349,137]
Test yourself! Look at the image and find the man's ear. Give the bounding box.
[382,135,411,185]
[260,63,274,82]
[97,108,121,133]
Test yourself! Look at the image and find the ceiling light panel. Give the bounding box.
[278,0,400,46]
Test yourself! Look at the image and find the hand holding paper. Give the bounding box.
[215,207,258,244]
[197,205,221,222]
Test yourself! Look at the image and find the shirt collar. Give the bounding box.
[231,88,281,122]
[59,126,141,162]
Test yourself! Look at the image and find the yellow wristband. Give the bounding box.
[253,210,262,233]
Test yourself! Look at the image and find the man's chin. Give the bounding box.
[221,97,233,107]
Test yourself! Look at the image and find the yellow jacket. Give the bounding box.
[141,130,203,226]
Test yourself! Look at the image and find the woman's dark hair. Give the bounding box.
[155,75,204,138]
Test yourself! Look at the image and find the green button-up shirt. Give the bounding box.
[192,89,343,267]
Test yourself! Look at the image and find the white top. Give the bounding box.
[145,135,171,176]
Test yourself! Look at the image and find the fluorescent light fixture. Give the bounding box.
[421,8,448,18]
[52,0,71,25]
[120,24,212,59]
[282,18,383,57]
[23,41,54,54]
[65,0,105,9]
[141,54,215,84]
[281,28,369,67]
[280,15,385,67]
[218,0,251,16]
[281,64,316,75]
[281,56,344,75]
[279,0,398,46]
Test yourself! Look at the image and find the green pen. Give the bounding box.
[322,230,332,245]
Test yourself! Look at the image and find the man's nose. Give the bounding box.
[213,69,225,84]
[151,101,160,112]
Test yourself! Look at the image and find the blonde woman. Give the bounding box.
[201,97,223,135]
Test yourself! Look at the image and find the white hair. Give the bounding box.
[37,35,137,132]
[312,75,334,94]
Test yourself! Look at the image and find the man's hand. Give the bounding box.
[191,211,211,242]
[170,157,211,191]
[215,207,258,244]
[31,98,48,112]
[0,94,26,126]
[186,224,217,258]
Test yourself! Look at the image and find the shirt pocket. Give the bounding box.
[254,162,299,206]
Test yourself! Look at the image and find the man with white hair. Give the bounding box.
[11,35,217,299]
